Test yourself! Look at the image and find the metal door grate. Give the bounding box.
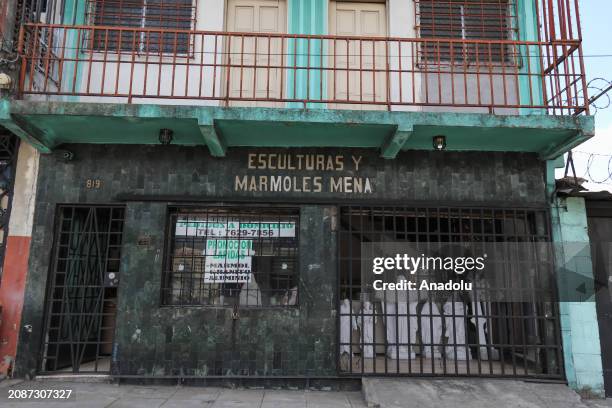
[40,205,125,373]
[337,206,563,378]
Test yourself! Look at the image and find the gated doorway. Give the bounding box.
[40,205,125,374]
[586,197,612,397]
[337,205,563,378]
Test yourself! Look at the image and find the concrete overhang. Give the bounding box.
[0,99,595,160]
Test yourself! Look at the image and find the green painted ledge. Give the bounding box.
[0,99,595,159]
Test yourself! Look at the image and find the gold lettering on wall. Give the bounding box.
[85,179,103,189]
[236,153,373,194]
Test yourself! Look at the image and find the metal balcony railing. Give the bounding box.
[16,23,589,115]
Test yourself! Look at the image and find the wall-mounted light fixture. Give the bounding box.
[433,135,447,151]
[0,73,12,90]
[159,128,174,145]
[54,149,74,162]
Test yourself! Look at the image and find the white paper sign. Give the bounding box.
[204,255,252,283]
[176,220,296,238]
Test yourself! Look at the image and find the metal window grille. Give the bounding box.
[87,0,196,53]
[338,206,563,378]
[15,0,52,26]
[415,0,518,64]
[162,207,299,308]
[40,205,125,373]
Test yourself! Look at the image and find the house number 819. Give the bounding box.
[85,179,103,189]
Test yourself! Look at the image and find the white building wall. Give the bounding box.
[422,69,520,115]
[75,0,227,106]
[387,0,421,112]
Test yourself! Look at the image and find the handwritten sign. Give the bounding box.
[204,256,252,283]
[176,221,296,238]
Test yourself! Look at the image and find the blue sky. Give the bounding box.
[556,0,612,190]
[580,0,611,128]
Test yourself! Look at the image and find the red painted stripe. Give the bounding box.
[0,236,31,376]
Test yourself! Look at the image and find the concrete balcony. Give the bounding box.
[1,22,593,159]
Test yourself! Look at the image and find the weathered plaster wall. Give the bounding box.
[0,143,39,375]
[115,202,336,377]
[14,145,547,377]
[0,0,18,54]
[8,143,39,235]
[551,196,605,397]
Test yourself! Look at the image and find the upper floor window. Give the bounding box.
[416,0,518,64]
[87,0,196,53]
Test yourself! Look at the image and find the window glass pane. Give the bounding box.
[162,207,300,307]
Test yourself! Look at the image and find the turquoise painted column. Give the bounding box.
[548,161,605,397]
[517,0,545,114]
[62,0,87,99]
[287,0,327,108]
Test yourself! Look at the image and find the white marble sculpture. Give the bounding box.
[382,275,417,359]
[443,302,468,360]
[286,286,298,306]
[340,299,357,355]
[359,301,376,358]
[472,300,500,360]
[420,301,443,359]
[239,280,261,306]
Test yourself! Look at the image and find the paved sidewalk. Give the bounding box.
[363,378,611,408]
[0,380,367,408]
[586,400,612,408]
[2,378,611,408]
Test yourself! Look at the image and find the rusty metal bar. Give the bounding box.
[14,18,588,114]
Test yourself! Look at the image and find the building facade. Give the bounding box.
[0,0,606,396]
